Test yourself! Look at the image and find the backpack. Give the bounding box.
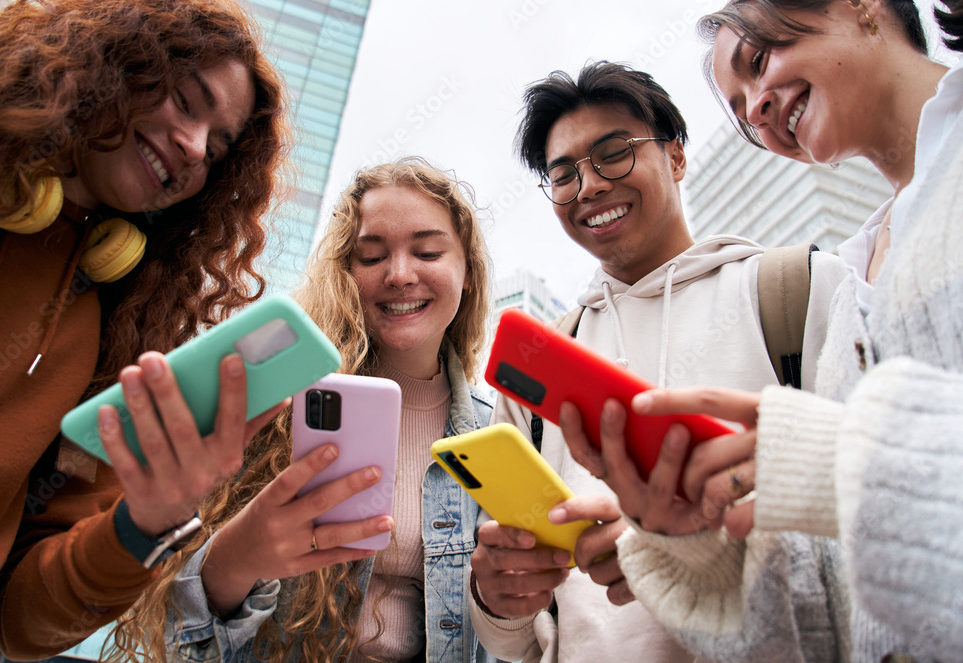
[529,243,817,450]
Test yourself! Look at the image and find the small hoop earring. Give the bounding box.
[864,13,879,35]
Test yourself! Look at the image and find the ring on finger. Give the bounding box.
[310,533,318,551]
[728,465,743,495]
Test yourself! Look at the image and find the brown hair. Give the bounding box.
[113,158,491,663]
[0,0,289,390]
[698,0,927,148]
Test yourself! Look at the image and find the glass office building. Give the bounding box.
[244,0,369,291]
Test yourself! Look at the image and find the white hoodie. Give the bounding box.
[471,235,847,663]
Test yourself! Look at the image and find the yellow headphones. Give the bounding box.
[0,177,147,282]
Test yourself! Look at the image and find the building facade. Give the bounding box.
[493,269,569,324]
[245,0,369,291]
[685,123,891,253]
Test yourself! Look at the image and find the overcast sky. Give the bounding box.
[320,0,948,308]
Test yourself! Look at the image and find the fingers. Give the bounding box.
[472,520,571,617]
[293,463,386,524]
[698,458,756,521]
[311,516,394,552]
[135,352,202,467]
[548,494,619,525]
[209,353,249,465]
[644,424,689,509]
[558,402,604,479]
[606,579,636,606]
[683,430,757,506]
[633,386,761,428]
[723,500,756,539]
[259,443,340,506]
[99,404,145,491]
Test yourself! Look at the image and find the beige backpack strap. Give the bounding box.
[757,244,816,389]
[551,306,585,336]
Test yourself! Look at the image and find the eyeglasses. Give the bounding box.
[537,136,667,205]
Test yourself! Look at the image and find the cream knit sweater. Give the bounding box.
[618,95,963,663]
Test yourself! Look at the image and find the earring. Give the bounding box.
[864,12,879,35]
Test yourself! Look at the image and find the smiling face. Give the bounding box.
[544,102,693,284]
[711,2,884,166]
[64,58,255,213]
[350,185,469,378]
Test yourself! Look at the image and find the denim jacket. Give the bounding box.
[165,346,498,663]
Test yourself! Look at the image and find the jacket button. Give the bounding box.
[440,619,461,629]
[432,521,456,529]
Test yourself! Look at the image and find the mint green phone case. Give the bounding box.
[60,295,341,465]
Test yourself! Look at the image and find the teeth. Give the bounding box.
[383,300,428,314]
[139,140,170,184]
[788,100,807,135]
[586,205,628,228]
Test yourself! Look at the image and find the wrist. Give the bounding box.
[114,500,202,568]
[470,570,507,620]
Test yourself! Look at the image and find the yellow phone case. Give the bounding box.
[431,422,592,565]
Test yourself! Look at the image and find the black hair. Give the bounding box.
[516,61,688,175]
[935,0,963,51]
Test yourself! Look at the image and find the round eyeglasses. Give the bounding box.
[537,136,667,205]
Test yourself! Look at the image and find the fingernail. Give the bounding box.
[554,550,571,566]
[518,532,536,548]
[322,445,338,461]
[378,517,393,532]
[633,393,653,412]
[666,425,686,450]
[99,406,117,431]
[141,355,163,381]
[121,371,144,395]
[364,467,381,482]
[548,506,566,523]
[226,354,244,377]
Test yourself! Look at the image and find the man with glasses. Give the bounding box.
[469,62,846,662]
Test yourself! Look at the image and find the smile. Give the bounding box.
[585,205,628,229]
[137,138,171,186]
[788,98,808,136]
[381,300,428,315]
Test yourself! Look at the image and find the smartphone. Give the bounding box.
[431,422,592,566]
[291,373,402,550]
[485,307,734,499]
[61,295,341,465]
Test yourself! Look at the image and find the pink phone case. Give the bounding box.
[292,373,402,550]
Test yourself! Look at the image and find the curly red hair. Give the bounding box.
[0,0,290,389]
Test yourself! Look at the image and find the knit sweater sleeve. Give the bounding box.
[833,356,963,661]
[616,525,839,662]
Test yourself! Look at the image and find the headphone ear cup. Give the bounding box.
[0,177,64,234]
[78,217,147,283]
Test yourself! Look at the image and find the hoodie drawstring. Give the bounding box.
[601,281,629,369]
[656,262,679,389]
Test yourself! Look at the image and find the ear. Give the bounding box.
[852,0,882,31]
[462,266,471,293]
[666,139,687,184]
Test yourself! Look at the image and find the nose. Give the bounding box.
[385,254,417,291]
[746,87,775,129]
[173,118,208,165]
[576,160,613,203]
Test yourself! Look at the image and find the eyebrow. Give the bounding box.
[355,229,450,244]
[190,71,217,110]
[546,129,632,171]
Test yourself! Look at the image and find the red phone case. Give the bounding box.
[485,308,734,499]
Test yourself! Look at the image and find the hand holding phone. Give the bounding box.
[62,295,341,465]
[485,308,734,499]
[292,373,401,550]
[432,422,592,565]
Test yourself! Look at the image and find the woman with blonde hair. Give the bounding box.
[0,0,287,656]
[117,158,499,663]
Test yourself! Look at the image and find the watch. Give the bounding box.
[114,500,203,569]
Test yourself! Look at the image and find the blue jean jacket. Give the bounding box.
[165,349,499,663]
